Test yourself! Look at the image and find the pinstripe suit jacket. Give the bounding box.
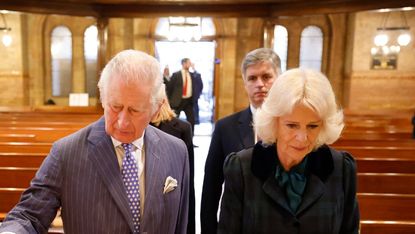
[0,117,189,234]
[218,143,360,234]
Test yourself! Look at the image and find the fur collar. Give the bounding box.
[251,143,334,182]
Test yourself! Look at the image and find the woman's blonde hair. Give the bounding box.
[151,84,176,126]
[254,68,344,149]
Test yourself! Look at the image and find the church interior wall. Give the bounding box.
[0,9,413,117]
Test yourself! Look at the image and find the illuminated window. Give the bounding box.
[273,25,288,72]
[51,26,72,96]
[84,25,98,97]
[299,25,323,71]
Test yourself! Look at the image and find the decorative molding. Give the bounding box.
[350,72,415,80]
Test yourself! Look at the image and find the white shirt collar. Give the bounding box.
[249,104,257,116]
[111,131,145,151]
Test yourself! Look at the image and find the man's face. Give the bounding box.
[182,60,191,70]
[244,62,278,108]
[104,76,155,143]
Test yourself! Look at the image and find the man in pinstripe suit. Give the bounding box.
[0,50,189,234]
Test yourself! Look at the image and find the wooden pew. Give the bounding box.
[357,173,415,194]
[0,188,24,220]
[0,167,37,188]
[0,152,46,167]
[0,127,81,142]
[358,193,415,221]
[356,158,415,173]
[335,146,415,158]
[332,139,415,147]
[341,131,413,140]
[335,109,415,234]
[360,220,415,234]
[0,133,36,142]
[359,193,415,234]
[0,142,52,153]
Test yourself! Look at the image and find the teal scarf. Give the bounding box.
[275,157,308,213]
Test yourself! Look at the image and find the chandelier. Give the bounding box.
[168,17,202,42]
[0,12,12,47]
[371,9,411,56]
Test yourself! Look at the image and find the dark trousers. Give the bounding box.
[193,100,200,124]
[174,97,195,135]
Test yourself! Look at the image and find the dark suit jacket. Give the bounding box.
[200,107,254,234]
[167,70,186,109]
[0,117,189,234]
[191,71,203,104]
[151,117,196,234]
[190,71,203,124]
[218,144,360,234]
[167,70,202,110]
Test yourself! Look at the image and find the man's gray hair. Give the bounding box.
[97,49,163,114]
[241,48,282,80]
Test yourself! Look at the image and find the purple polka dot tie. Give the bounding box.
[121,143,141,234]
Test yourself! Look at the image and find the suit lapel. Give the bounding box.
[262,173,326,216]
[251,144,293,214]
[296,174,325,215]
[252,144,332,217]
[262,176,294,215]
[238,108,254,148]
[142,126,161,221]
[87,117,134,232]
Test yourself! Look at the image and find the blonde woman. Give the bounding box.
[151,86,196,234]
[218,68,359,234]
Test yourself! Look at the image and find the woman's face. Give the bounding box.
[276,103,323,165]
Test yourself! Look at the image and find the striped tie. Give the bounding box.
[121,143,141,233]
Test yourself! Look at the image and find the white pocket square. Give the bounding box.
[163,176,178,194]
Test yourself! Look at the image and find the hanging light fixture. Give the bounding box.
[168,17,202,42]
[372,9,411,56]
[0,12,12,47]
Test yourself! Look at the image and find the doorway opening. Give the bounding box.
[155,41,215,125]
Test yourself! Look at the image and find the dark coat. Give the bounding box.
[151,117,196,234]
[218,143,360,234]
[200,107,254,234]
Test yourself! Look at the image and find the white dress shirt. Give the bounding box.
[111,135,146,215]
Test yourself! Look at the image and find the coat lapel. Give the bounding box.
[296,174,325,215]
[142,126,161,221]
[87,117,134,232]
[251,143,293,214]
[238,108,254,148]
[251,143,333,216]
[262,176,293,215]
[296,145,333,215]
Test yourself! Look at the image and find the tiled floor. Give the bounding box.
[193,123,213,234]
